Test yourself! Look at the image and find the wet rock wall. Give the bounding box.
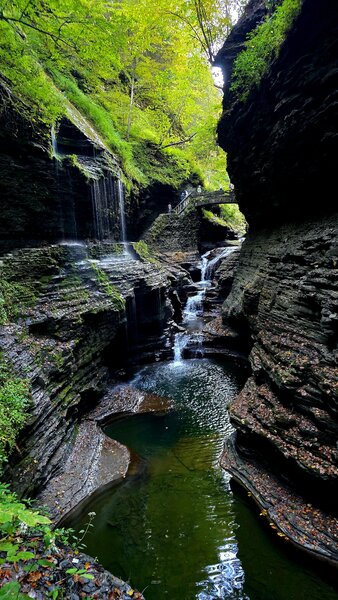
[0,243,175,499]
[217,0,338,561]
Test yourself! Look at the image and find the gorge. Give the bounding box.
[0,0,337,598]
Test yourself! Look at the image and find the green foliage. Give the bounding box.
[219,203,247,235]
[231,0,302,100]
[0,485,99,597]
[132,241,160,265]
[202,204,246,235]
[0,488,50,531]
[90,263,125,311]
[65,567,94,580]
[0,483,51,566]
[0,581,30,599]
[51,71,131,164]
[0,0,231,190]
[0,359,31,470]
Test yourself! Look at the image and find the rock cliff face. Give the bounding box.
[1,242,182,511]
[0,82,197,524]
[217,0,338,563]
[217,0,338,227]
[0,84,125,251]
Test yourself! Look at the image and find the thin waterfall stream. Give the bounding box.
[173,247,237,364]
[65,248,338,600]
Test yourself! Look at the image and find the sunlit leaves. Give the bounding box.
[0,0,237,187]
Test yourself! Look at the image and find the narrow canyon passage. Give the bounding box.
[65,258,337,600]
[1,0,337,597]
[66,365,338,600]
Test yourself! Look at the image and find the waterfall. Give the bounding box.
[205,246,237,280]
[91,175,114,240]
[173,253,210,364]
[200,251,211,283]
[51,125,58,158]
[173,246,238,365]
[174,332,190,363]
[116,179,127,243]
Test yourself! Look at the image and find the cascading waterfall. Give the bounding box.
[51,125,59,158]
[116,178,127,243]
[173,246,238,364]
[205,246,237,280]
[200,251,211,283]
[91,175,115,240]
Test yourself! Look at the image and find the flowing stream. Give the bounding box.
[173,247,236,363]
[65,249,338,600]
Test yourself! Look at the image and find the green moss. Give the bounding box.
[0,254,55,323]
[132,241,160,265]
[202,209,228,227]
[0,294,8,326]
[0,280,38,322]
[146,214,172,245]
[231,0,302,101]
[90,263,125,311]
[88,244,124,260]
[50,349,65,371]
[64,154,92,180]
[58,274,83,289]
[51,71,132,166]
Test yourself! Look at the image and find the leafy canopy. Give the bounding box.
[0,0,241,189]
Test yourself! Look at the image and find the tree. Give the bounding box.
[0,0,236,189]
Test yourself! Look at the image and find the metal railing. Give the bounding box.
[173,191,194,215]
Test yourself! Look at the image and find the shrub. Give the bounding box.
[0,370,31,470]
[231,0,302,100]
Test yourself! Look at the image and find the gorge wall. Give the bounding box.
[217,0,338,563]
[0,90,194,516]
[1,243,179,504]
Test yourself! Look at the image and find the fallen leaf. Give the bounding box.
[27,571,42,584]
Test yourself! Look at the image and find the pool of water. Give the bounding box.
[65,357,338,600]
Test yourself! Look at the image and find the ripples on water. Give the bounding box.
[65,358,338,600]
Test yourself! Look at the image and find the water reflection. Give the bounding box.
[65,358,338,600]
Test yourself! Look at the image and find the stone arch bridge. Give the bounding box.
[173,189,237,215]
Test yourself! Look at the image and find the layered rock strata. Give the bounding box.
[0,84,123,251]
[39,385,173,523]
[217,0,338,226]
[217,0,338,563]
[1,243,180,506]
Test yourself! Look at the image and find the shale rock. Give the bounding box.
[217,0,338,562]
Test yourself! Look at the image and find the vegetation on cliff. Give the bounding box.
[0,485,143,599]
[231,0,302,100]
[0,362,30,472]
[0,0,241,191]
[202,204,246,235]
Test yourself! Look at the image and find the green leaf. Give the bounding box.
[0,581,31,599]
[7,551,35,562]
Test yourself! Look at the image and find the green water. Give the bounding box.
[66,358,338,600]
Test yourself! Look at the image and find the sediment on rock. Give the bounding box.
[220,213,338,557]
